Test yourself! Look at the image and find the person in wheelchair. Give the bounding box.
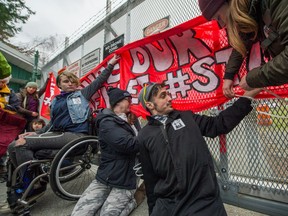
[3,55,120,210]
[71,87,140,216]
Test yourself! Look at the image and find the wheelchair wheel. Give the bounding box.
[50,136,100,201]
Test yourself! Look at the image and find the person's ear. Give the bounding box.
[146,102,154,111]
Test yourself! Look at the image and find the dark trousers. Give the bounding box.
[7,132,86,176]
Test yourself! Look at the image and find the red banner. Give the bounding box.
[40,73,60,120]
[80,16,288,117]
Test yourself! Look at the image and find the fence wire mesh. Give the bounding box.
[204,97,288,204]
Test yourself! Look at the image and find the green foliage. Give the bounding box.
[0,0,35,42]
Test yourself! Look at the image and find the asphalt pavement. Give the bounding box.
[0,180,268,216]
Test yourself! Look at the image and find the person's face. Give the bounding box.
[148,87,173,115]
[32,122,43,131]
[27,86,37,94]
[117,97,132,114]
[211,3,229,28]
[0,80,7,89]
[58,75,78,92]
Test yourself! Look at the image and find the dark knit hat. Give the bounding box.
[198,0,226,20]
[138,83,157,109]
[25,81,38,89]
[107,87,131,107]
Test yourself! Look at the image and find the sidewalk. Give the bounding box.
[0,181,267,216]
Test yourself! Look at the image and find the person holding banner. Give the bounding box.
[137,82,261,216]
[17,74,51,132]
[71,87,141,216]
[6,54,120,194]
[198,0,288,98]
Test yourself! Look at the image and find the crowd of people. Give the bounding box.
[1,0,287,215]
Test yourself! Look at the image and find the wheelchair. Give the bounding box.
[4,112,101,215]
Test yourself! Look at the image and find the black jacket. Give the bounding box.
[138,98,252,216]
[95,108,139,190]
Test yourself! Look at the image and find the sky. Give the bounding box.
[11,0,107,44]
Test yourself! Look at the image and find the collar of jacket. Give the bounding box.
[147,110,181,126]
[96,108,128,126]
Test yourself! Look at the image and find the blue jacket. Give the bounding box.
[51,91,89,124]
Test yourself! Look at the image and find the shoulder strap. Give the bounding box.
[261,9,279,50]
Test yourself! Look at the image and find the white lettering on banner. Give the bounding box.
[166,70,190,99]
[127,75,149,104]
[130,30,211,75]
[248,42,261,70]
[43,82,56,106]
[80,25,265,111]
[145,40,173,72]
[130,47,151,73]
[214,47,232,64]
[191,57,219,92]
[169,30,211,66]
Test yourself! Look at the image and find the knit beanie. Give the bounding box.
[198,0,227,20]
[0,52,12,83]
[25,82,38,89]
[107,87,131,107]
[138,83,157,109]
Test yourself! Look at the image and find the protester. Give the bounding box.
[137,82,261,216]
[17,79,48,132]
[198,0,288,98]
[5,54,119,193]
[0,52,25,175]
[71,87,140,216]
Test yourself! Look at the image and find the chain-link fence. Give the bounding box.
[205,97,288,215]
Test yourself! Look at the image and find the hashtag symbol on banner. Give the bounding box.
[166,69,190,99]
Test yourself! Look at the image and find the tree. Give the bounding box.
[16,34,65,65]
[0,0,35,42]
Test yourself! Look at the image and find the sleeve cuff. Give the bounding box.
[223,72,236,80]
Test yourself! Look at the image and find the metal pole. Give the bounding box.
[104,0,112,44]
[32,50,39,81]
